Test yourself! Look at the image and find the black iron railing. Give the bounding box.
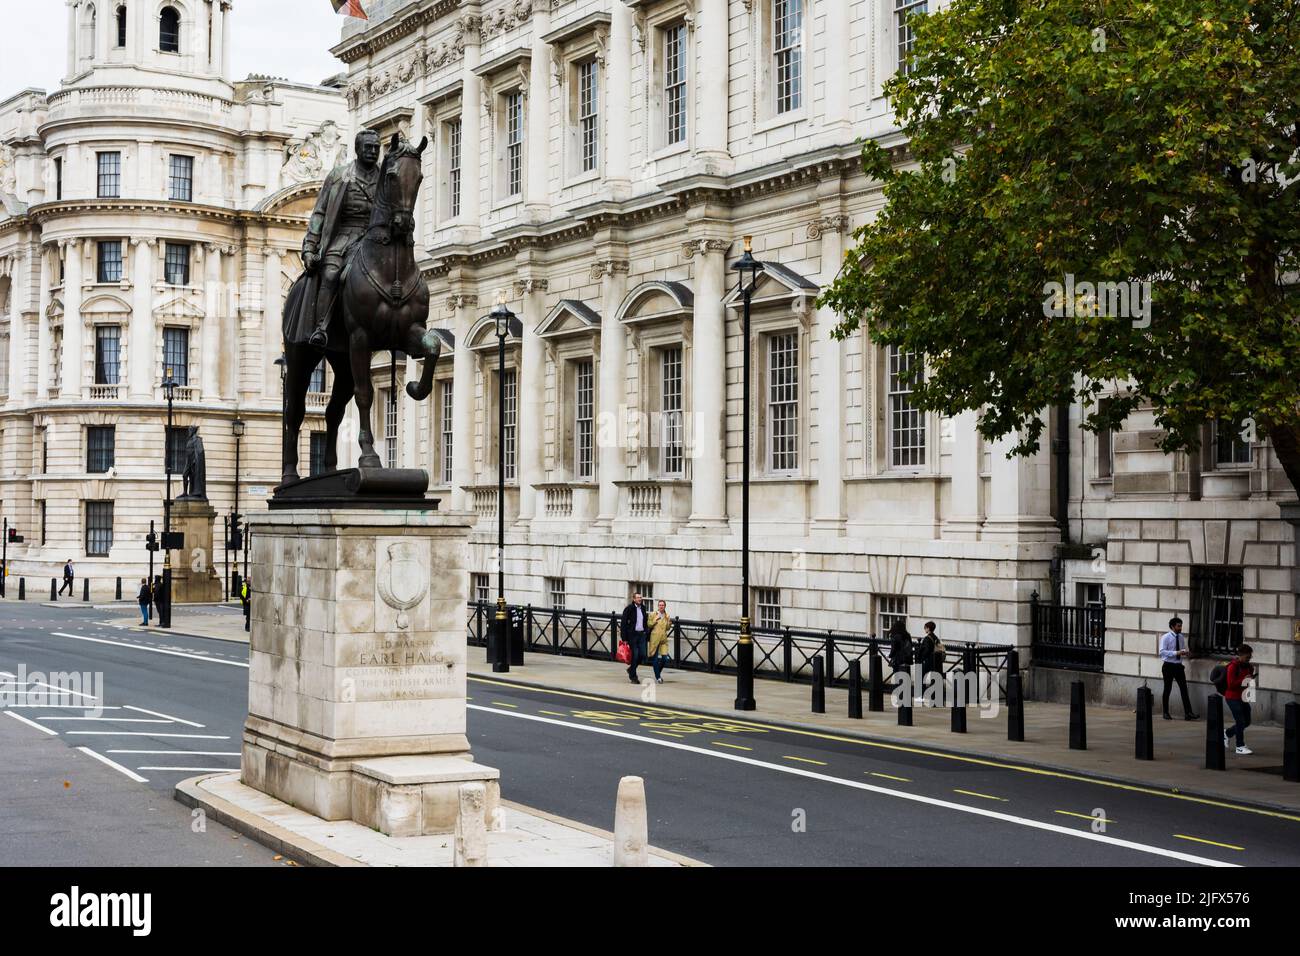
[1029,591,1106,672]
[467,602,1011,700]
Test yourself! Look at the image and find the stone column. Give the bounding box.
[65,0,77,78]
[943,409,984,540]
[696,0,731,169]
[4,253,20,406]
[450,293,477,511]
[60,239,83,399]
[95,0,110,63]
[221,1,232,81]
[686,239,728,526]
[200,244,221,400]
[596,258,629,523]
[524,0,552,223]
[36,245,51,399]
[262,246,283,402]
[812,215,847,532]
[458,15,483,243]
[517,279,547,523]
[606,5,633,198]
[820,0,852,144]
[983,421,1060,541]
[129,237,156,398]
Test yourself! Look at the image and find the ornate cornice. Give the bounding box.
[333,0,462,64]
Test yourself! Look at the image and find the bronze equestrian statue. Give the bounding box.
[280,130,441,486]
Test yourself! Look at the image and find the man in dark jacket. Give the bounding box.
[887,621,913,675]
[621,592,650,684]
[59,560,74,597]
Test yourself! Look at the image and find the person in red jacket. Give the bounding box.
[1223,644,1256,755]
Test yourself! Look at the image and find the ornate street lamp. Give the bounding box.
[230,418,245,598]
[160,367,178,629]
[731,236,765,711]
[489,289,521,674]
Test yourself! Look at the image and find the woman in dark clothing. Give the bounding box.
[887,622,913,676]
[137,578,151,625]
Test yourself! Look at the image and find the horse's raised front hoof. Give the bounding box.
[405,380,430,401]
[359,453,383,471]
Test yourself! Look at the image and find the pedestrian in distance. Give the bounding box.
[1220,644,1256,755]
[1158,616,1199,720]
[887,621,913,677]
[59,559,75,597]
[917,621,940,683]
[620,591,650,684]
[151,574,165,619]
[137,577,151,626]
[647,599,672,684]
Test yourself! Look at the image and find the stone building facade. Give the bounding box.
[331,0,1297,719]
[0,0,348,590]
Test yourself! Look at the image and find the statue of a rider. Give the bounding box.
[298,128,382,349]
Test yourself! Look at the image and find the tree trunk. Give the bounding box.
[1263,419,1300,500]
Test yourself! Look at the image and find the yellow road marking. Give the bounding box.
[469,675,1300,824]
[712,741,753,751]
[1056,810,1114,824]
[870,772,911,783]
[1175,835,1244,852]
[651,730,684,738]
[490,701,518,709]
[953,789,1007,802]
[538,710,568,717]
[783,755,827,766]
[585,719,622,727]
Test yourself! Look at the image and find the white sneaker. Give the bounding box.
[1235,746,1253,755]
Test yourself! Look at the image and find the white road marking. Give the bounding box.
[0,681,99,701]
[135,766,238,772]
[5,711,59,735]
[107,750,240,756]
[37,717,170,723]
[76,746,149,783]
[49,631,248,667]
[123,704,205,727]
[4,704,122,709]
[468,704,1240,868]
[66,732,230,739]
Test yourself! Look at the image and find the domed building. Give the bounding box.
[0,1,348,592]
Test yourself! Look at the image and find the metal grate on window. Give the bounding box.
[768,332,799,471]
[441,380,454,484]
[664,24,687,146]
[506,92,524,197]
[447,118,462,218]
[164,242,190,285]
[473,573,491,604]
[97,241,123,283]
[888,345,926,468]
[94,326,121,385]
[169,155,194,202]
[97,152,121,198]
[163,326,189,385]
[774,0,803,114]
[578,59,599,172]
[756,587,782,630]
[575,359,594,479]
[547,577,566,609]
[895,0,927,76]
[876,594,908,638]
[661,346,683,475]
[1192,568,1244,654]
[502,368,517,481]
[86,426,115,473]
[85,501,114,556]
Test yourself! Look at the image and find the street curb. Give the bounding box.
[174,774,363,867]
[469,669,1300,819]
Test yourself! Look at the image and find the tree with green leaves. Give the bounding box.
[820,0,1300,495]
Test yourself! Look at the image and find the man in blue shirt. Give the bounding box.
[621,592,649,684]
[1159,616,1199,720]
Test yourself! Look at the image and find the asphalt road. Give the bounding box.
[2,600,1297,867]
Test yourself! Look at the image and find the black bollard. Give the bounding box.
[18,577,25,600]
[1135,687,1154,761]
[1069,680,1087,750]
[963,645,979,704]
[897,685,913,727]
[115,577,122,601]
[847,659,863,719]
[1007,672,1025,741]
[1283,702,1298,783]
[1205,693,1226,771]
[868,649,884,712]
[950,667,967,733]
[82,578,89,602]
[1007,648,1021,679]
[811,656,825,714]
[50,578,57,601]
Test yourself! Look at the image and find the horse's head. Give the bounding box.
[378,132,427,243]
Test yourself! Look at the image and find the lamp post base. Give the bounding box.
[734,627,756,711]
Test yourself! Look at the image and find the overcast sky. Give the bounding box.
[1,0,350,97]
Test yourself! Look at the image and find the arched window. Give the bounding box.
[81,4,97,64]
[116,5,128,48]
[160,5,180,53]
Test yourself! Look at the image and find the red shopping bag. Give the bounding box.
[615,640,632,664]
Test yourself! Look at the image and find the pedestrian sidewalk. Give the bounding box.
[106,604,250,644]
[465,650,1300,816]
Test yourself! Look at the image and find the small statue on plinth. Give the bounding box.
[179,426,207,501]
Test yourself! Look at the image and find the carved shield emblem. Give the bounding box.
[377,541,429,630]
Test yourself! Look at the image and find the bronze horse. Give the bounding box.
[280,133,441,484]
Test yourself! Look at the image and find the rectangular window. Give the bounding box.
[547,577,566,610]
[440,380,454,485]
[86,426,115,473]
[774,0,804,114]
[54,158,63,200]
[578,59,599,173]
[661,346,684,475]
[473,572,491,604]
[896,0,927,76]
[308,359,326,394]
[506,91,524,197]
[166,427,188,475]
[169,154,194,202]
[384,391,398,469]
[97,240,123,283]
[40,501,47,545]
[1097,400,1115,479]
[501,367,517,482]
[1192,568,1244,654]
[630,582,654,605]
[85,501,113,556]
[1213,420,1252,468]
[447,118,462,218]
[575,359,594,480]
[888,345,926,468]
[94,326,121,385]
[876,594,908,638]
[309,431,327,477]
[116,5,127,47]
[97,152,121,198]
[768,332,799,471]
[163,326,189,384]
[164,242,190,285]
[664,24,688,146]
[756,587,782,630]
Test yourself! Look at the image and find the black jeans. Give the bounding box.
[59,576,73,596]
[626,634,648,680]
[1225,698,1251,747]
[1161,661,1194,716]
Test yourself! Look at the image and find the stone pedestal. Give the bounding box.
[169,499,222,603]
[241,508,500,836]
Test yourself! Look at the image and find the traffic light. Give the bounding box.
[6,527,19,543]
[145,530,159,552]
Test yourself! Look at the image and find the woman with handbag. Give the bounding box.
[647,600,672,684]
